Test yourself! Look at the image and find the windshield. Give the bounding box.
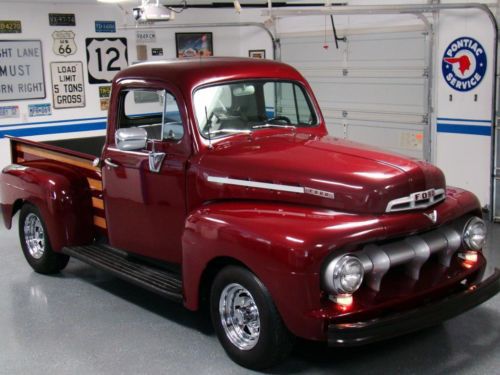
[193,80,318,139]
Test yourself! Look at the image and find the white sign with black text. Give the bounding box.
[86,38,128,84]
[52,31,77,57]
[50,61,85,109]
[0,40,45,101]
[136,30,156,43]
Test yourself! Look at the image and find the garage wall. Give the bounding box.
[434,7,496,208]
[0,2,272,168]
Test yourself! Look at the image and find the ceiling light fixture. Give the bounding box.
[233,0,242,13]
[97,0,129,3]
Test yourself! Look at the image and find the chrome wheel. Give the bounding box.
[219,283,260,351]
[23,213,45,260]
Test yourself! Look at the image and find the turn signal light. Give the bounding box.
[331,294,353,311]
[459,251,479,268]
[464,251,479,263]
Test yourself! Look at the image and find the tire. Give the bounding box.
[19,203,69,274]
[210,265,294,370]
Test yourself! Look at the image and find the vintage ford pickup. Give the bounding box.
[1,57,499,369]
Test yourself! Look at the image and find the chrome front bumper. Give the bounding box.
[328,268,500,346]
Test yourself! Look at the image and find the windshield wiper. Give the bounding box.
[251,124,296,130]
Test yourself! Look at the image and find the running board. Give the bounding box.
[62,245,183,302]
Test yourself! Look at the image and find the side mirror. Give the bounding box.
[116,127,148,151]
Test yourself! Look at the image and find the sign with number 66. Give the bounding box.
[53,31,77,57]
[86,38,128,84]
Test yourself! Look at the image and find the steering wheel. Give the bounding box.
[267,116,292,124]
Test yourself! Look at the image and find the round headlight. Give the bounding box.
[324,255,364,294]
[463,217,487,250]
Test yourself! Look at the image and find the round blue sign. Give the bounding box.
[442,36,487,92]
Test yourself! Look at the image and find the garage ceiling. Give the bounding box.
[0,0,327,4]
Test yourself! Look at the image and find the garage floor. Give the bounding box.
[0,217,499,375]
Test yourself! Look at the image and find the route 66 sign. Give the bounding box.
[86,38,128,84]
[52,30,77,57]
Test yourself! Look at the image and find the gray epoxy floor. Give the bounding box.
[0,217,499,375]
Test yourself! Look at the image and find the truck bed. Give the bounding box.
[9,136,106,232]
[43,136,106,158]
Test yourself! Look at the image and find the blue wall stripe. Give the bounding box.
[0,122,106,138]
[436,117,491,124]
[0,116,107,128]
[437,123,491,136]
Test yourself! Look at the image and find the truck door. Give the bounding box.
[101,85,190,265]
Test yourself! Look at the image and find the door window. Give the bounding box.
[120,89,184,141]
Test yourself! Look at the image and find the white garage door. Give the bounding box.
[280,30,430,160]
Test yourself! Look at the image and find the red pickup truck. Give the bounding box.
[1,57,499,369]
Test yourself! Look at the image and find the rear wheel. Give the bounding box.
[210,266,294,370]
[19,203,69,274]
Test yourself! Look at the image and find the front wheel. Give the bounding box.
[210,266,294,370]
[19,203,69,274]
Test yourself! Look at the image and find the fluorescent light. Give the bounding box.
[97,0,127,3]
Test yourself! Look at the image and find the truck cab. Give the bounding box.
[1,57,499,370]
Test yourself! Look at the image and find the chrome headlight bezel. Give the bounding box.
[323,254,365,295]
[462,217,487,251]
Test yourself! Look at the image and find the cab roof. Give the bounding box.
[114,57,306,94]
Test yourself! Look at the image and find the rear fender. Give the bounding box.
[0,163,95,251]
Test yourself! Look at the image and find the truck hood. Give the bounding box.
[197,133,445,214]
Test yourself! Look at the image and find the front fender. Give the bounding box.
[181,201,384,339]
[181,190,482,340]
[0,162,94,251]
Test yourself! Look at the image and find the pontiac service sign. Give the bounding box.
[442,36,487,92]
[0,40,46,101]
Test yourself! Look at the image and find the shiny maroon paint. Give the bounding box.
[0,58,489,341]
[0,158,95,251]
[102,79,192,264]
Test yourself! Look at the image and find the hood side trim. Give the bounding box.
[207,176,305,194]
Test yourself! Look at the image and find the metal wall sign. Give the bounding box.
[441,37,487,92]
[151,48,163,56]
[99,85,111,111]
[99,85,111,98]
[52,31,77,57]
[49,13,76,27]
[0,105,19,119]
[28,103,51,117]
[0,20,22,33]
[0,40,46,101]
[95,21,116,33]
[137,30,156,43]
[86,38,128,84]
[50,61,85,109]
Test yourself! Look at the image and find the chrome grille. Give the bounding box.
[353,217,467,291]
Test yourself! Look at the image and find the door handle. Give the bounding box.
[104,158,119,168]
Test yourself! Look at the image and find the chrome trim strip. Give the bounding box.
[2,164,28,172]
[386,188,446,213]
[207,176,305,194]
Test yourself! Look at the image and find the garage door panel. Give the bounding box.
[336,122,425,159]
[281,30,429,160]
[346,33,425,61]
[309,80,425,108]
[320,102,424,117]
